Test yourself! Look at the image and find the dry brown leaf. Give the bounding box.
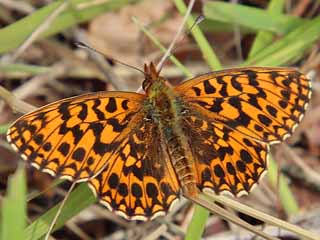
[88,0,183,66]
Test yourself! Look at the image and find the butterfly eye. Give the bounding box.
[142,79,151,91]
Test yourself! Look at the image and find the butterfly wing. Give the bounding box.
[176,67,311,143]
[7,92,145,181]
[182,109,268,196]
[88,119,180,221]
[175,67,311,195]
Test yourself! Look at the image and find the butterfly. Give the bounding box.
[7,63,311,221]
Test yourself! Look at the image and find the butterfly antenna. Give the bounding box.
[44,181,77,240]
[75,41,146,75]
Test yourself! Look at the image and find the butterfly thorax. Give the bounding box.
[145,77,199,196]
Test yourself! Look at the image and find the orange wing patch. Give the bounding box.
[7,92,144,181]
[88,120,180,220]
[176,67,311,143]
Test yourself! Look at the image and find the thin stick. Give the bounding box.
[202,192,319,240]
[0,85,35,113]
[44,181,77,240]
[0,0,34,14]
[186,194,279,240]
[283,144,320,184]
[156,0,196,71]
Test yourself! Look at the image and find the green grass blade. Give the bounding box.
[267,155,299,214]
[1,165,27,240]
[0,123,10,134]
[200,19,252,33]
[185,205,210,240]
[0,0,139,54]
[249,0,285,57]
[203,2,306,34]
[243,16,320,66]
[0,64,49,75]
[24,184,95,240]
[173,0,222,70]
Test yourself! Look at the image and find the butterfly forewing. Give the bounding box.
[7,92,145,181]
[88,118,180,220]
[176,67,311,143]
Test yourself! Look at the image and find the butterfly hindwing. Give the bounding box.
[182,110,268,196]
[88,118,180,220]
[7,92,145,181]
[176,67,311,143]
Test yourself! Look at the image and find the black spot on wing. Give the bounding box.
[92,99,105,120]
[121,99,129,110]
[229,97,241,109]
[214,165,225,178]
[72,147,86,162]
[209,98,224,113]
[131,183,142,198]
[203,80,216,94]
[78,103,88,121]
[34,134,44,145]
[107,118,127,132]
[258,114,272,126]
[231,76,243,91]
[118,183,128,197]
[240,149,253,163]
[106,97,117,113]
[108,173,119,189]
[42,142,52,152]
[226,162,236,175]
[58,142,70,156]
[192,86,201,96]
[58,102,71,121]
[279,100,288,109]
[266,105,278,117]
[244,70,259,86]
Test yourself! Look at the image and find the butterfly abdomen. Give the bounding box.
[149,83,199,196]
[166,133,199,196]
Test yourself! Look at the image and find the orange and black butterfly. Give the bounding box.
[7,63,311,220]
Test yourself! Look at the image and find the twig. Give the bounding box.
[156,0,196,71]
[186,194,279,240]
[291,0,311,16]
[0,85,35,114]
[12,63,67,99]
[65,220,93,240]
[0,62,71,116]
[0,0,34,14]
[141,224,168,240]
[202,192,319,240]
[231,0,243,61]
[44,181,77,240]
[76,0,109,10]
[282,144,320,185]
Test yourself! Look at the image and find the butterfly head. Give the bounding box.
[142,62,163,92]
